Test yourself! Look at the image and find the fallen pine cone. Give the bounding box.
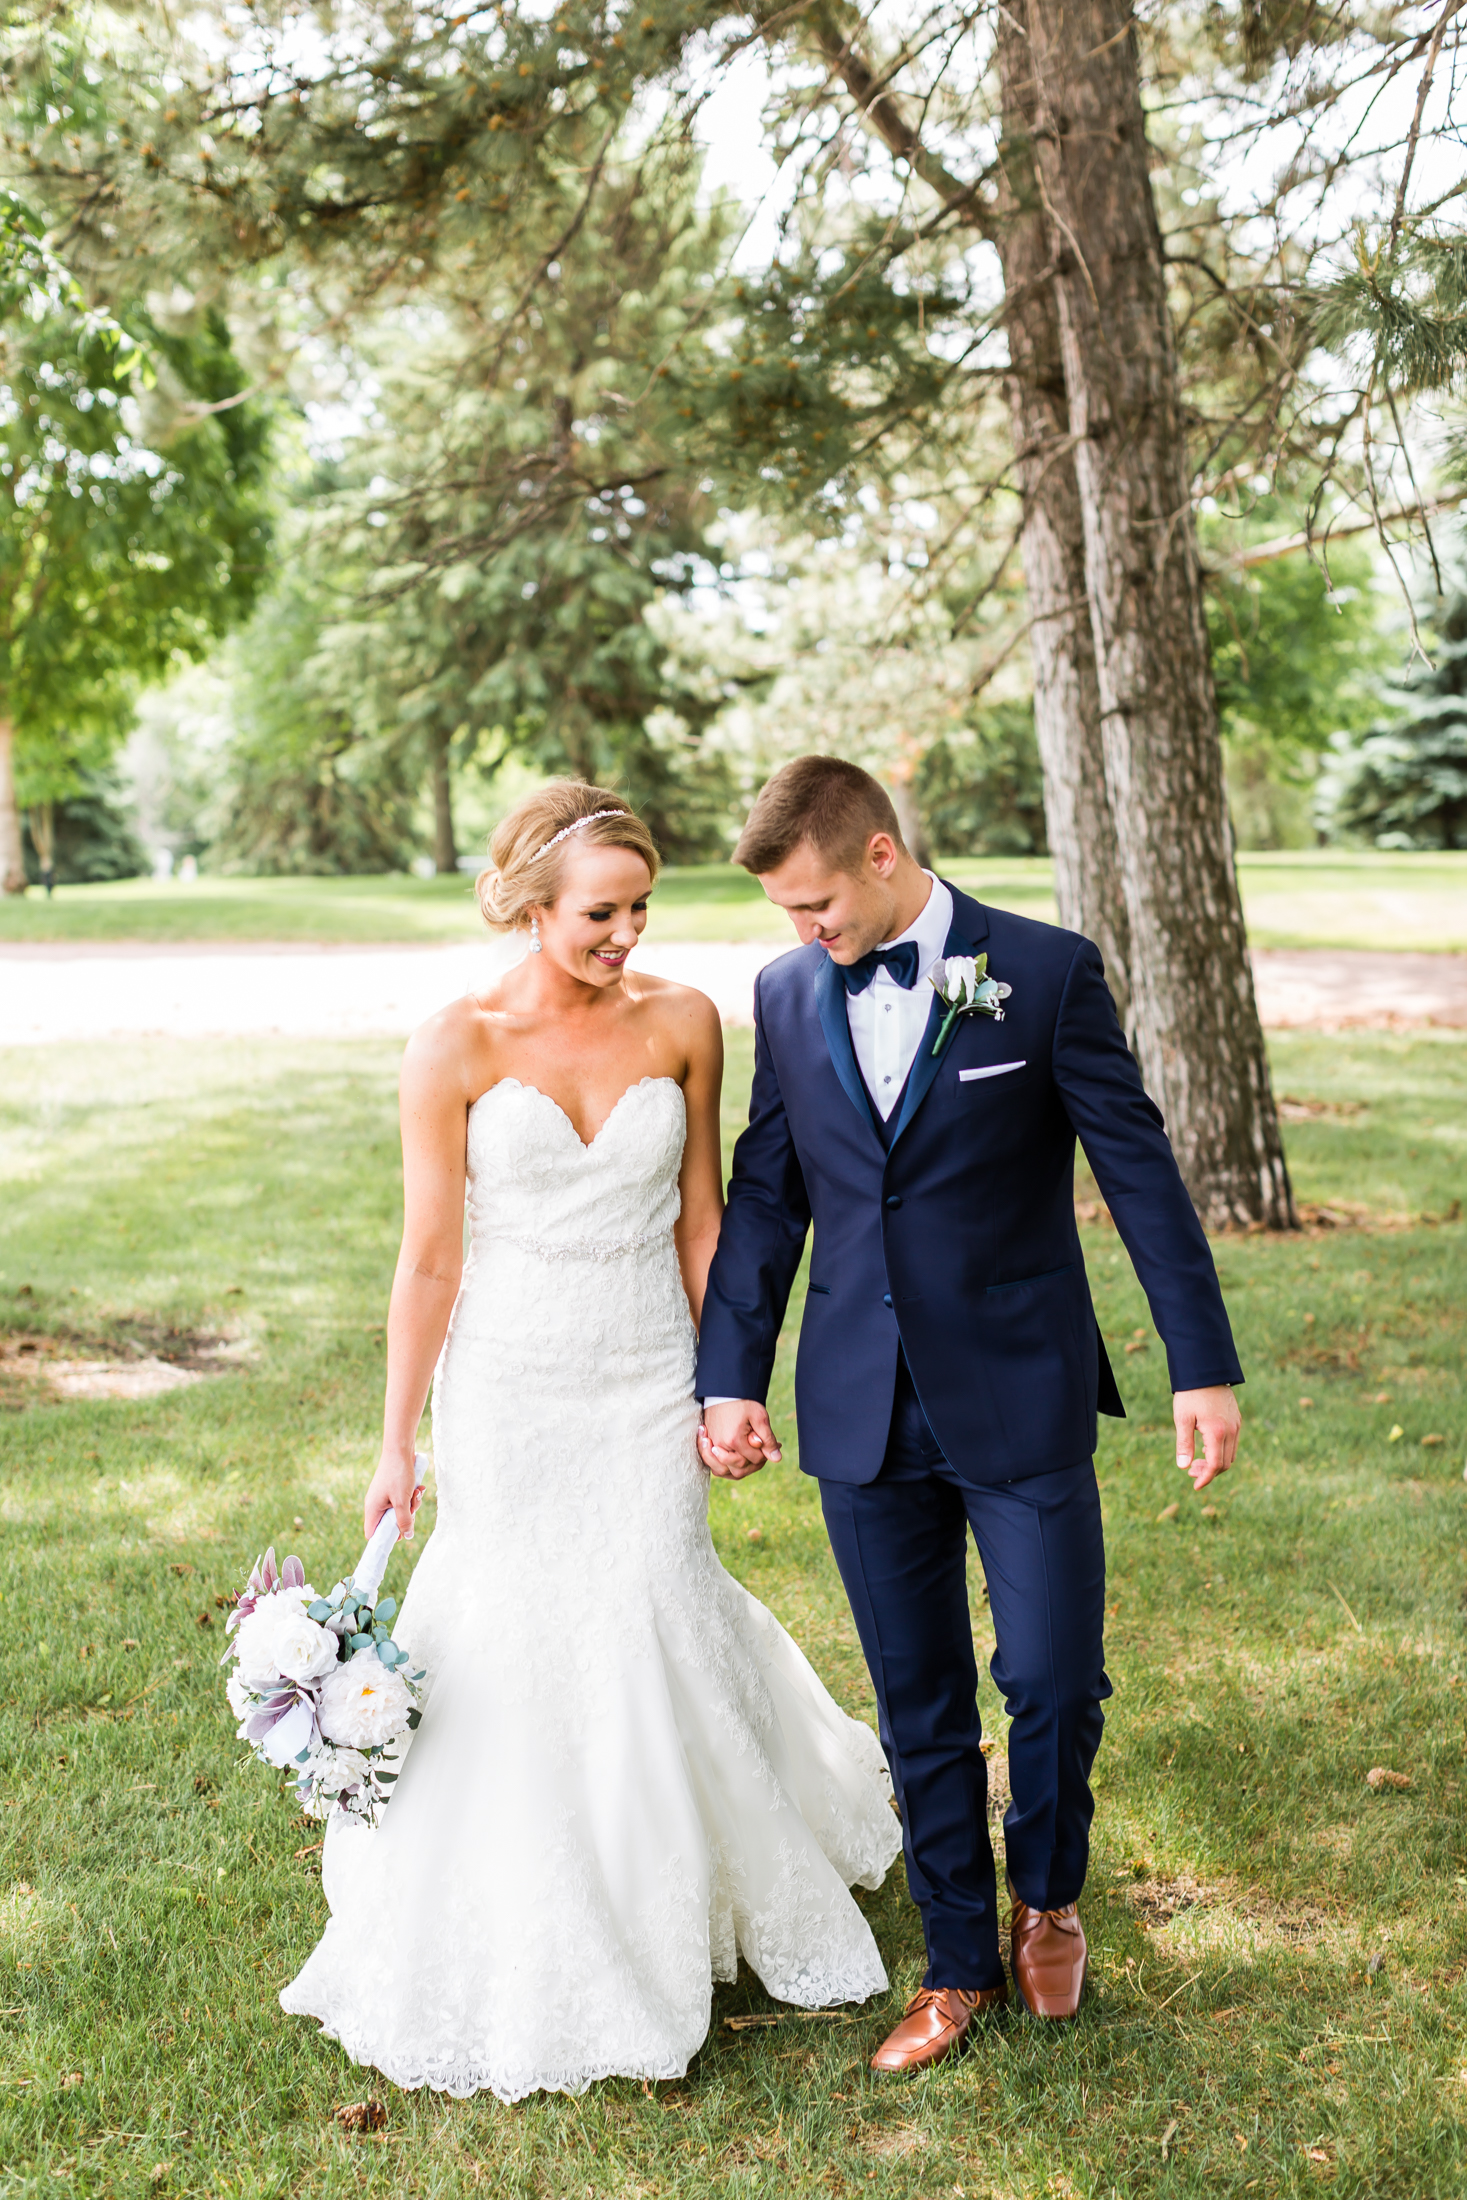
[333,2100,387,2133]
[1366,1766,1411,1791]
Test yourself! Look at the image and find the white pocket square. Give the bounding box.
[958,1060,1027,1083]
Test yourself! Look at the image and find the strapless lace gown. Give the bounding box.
[280,1076,900,2101]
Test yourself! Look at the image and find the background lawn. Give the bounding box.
[0,1028,1462,2197]
[2,850,1465,950]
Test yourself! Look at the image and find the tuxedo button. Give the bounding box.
[885,1195,903,1209]
[882,1294,893,1307]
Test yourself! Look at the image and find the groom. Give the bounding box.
[696,756,1242,2071]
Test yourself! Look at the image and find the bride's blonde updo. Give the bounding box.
[475,779,661,934]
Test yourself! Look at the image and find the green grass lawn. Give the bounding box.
[2,850,1464,951]
[0,1030,1463,2197]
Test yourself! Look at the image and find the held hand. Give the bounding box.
[363,1450,425,1543]
[1173,1385,1241,1491]
[698,1399,783,1480]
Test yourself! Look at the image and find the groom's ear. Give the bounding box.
[865,831,901,879]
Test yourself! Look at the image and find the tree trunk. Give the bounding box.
[994,8,1133,1040]
[888,771,931,867]
[0,720,26,896]
[431,733,457,875]
[802,1,1131,1025]
[1024,0,1294,1228]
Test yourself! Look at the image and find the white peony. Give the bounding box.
[234,1593,338,1688]
[317,1649,413,1750]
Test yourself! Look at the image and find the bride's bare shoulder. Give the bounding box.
[632,971,722,1043]
[402,991,503,1098]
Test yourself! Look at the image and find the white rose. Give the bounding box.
[271,1607,341,1684]
[233,1603,288,1687]
[942,956,978,1005]
[318,1649,413,1751]
[234,1594,338,1687]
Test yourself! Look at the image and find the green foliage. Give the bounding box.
[210,568,418,877]
[1208,540,1389,759]
[667,254,969,524]
[1204,532,1394,847]
[1313,233,1467,399]
[917,704,1048,858]
[289,151,742,865]
[0,252,274,805]
[20,769,145,884]
[1317,581,1467,849]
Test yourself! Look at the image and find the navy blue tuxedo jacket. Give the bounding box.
[695,884,1244,1485]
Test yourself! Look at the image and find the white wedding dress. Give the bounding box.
[281,1075,901,2101]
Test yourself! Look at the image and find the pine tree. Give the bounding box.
[1319,588,1467,849]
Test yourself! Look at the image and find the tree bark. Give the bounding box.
[888,771,931,867]
[1024,0,1294,1227]
[994,8,1133,1040]
[0,720,27,896]
[431,732,458,875]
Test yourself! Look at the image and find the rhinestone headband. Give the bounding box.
[530,809,625,862]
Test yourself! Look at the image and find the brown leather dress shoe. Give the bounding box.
[1009,1896,1087,2019]
[869,1983,1008,2073]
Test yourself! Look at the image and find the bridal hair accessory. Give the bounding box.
[531,808,624,862]
[930,954,1011,1058]
[529,914,541,953]
[222,1457,428,1826]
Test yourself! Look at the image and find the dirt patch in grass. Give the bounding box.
[0,1316,246,1410]
[1126,1873,1219,1929]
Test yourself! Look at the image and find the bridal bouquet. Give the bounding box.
[222,1463,426,1826]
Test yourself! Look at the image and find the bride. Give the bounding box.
[281,781,901,2101]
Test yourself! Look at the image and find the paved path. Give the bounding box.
[1,940,1464,1045]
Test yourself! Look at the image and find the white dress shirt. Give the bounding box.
[847,873,952,1119]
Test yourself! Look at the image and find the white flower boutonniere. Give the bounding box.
[930,953,1012,1058]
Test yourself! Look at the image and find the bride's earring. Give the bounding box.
[529,914,542,955]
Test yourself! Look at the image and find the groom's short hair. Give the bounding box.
[734,756,904,875]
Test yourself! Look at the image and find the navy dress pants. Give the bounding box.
[819,1355,1110,1991]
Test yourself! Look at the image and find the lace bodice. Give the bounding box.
[463,1075,685,1265]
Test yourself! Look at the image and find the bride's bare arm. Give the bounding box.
[673,992,725,1330]
[362,1016,475,1542]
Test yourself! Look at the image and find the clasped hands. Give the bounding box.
[700,1384,1242,1490]
[698,1401,781,1479]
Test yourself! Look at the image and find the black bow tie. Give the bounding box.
[839,940,922,995]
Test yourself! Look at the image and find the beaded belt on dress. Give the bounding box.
[481,1225,671,1264]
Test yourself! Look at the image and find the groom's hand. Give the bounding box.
[699,1400,783,1479]
[1173,1385,1241,1491]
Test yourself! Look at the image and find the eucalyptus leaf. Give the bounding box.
[376,1597,397,1621]
[307,1599,333,1622]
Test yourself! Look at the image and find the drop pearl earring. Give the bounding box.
[529,914,542,954]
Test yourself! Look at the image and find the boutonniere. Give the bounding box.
[930,954,1012,1058]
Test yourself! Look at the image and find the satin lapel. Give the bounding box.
[813,951,878,1135]
[888,882,993,1151]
